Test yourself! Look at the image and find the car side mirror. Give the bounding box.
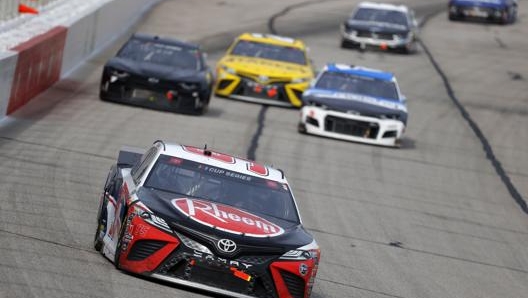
[401,96,407,104]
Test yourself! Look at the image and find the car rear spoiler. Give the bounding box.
[117,146,145,167]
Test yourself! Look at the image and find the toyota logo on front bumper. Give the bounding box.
[217,239,237,253]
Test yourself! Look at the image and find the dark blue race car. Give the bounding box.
[448,0,518,24]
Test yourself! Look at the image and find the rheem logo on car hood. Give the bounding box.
[172,198,284,237]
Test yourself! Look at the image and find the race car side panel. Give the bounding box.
[117,212,181,273]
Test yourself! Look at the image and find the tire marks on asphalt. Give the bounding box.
[418,40,528,215]
[309,227,528,275]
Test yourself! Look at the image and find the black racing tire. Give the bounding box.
[114,210,129,269]
[99,89,110,101]
[340,39,349,49]
[500,11,510,25]
[94,194,106,252]
[93,223,104,252]
[194,88,212,115]
[298,122,307,134]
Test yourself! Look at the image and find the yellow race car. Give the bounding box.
[215,33,314,107]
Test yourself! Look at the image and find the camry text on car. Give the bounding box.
[94,140,321,298]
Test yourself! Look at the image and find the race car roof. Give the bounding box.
[159,142,287,183]
[131,33,200,50]
[358,1,410,13]
[324,63,395,81]
[237,32,306,49]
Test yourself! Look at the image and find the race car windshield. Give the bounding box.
[144,155,300,223]
[118,39,201,70]
[352,8,408,27]
[315,71,400,101]
[230,40,307,65]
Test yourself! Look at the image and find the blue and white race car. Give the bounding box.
[448,0,518,24]
[298,64,407,147]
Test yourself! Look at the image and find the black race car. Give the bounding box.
[340,2,419,54]
[94,141,321,298]
[100,34,214,114]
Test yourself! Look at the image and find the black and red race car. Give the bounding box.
[94,140,320,298]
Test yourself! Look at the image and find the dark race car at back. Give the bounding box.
[100,34,214,114]
[448,0,518,24]
[94,140,320,298]
[340,2,419,54]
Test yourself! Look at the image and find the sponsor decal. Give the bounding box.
[246,162,269,177]
[172,198,284,237]
[8,26,67,115]
[348,20,407,31]
[192,250,253,269]
[299,263,309,276]
[217,239,237,253]
[306,89,407,112]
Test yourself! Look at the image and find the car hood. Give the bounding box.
[136,187,313,250]
[220,55,312,79]
[105,57,203,82]
[303,88,408,124]
[345,19,409,34]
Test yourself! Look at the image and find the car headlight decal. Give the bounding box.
[279,240,320,260]
[220,64,236,74]
[291,77,311,84]
[109,69,130,82]
[140,211,172,233]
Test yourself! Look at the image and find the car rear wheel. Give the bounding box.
[94,195,107,252]
[500,10,510,24]
[114,209,129,269]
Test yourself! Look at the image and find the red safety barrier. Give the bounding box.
[7,26,67,115]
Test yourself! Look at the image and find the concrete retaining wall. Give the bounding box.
[0,0,161,120]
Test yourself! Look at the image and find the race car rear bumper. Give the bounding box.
[299,106,405,147]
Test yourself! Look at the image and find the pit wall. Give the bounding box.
[0,0,161,120]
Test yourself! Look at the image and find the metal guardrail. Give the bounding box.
[1,0,61,22]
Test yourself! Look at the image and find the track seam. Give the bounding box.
[0,229,98,254]
[418,21,528,214]
[247,0,332,160]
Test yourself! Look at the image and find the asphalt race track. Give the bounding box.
[1,0,527,297]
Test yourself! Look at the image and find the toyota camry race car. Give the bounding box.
[298,64,408,147]
[94,140,320,298]
[340,2,419,54]
[448,0,518,24]
[215,33,314,107]
[100,34,214,114]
